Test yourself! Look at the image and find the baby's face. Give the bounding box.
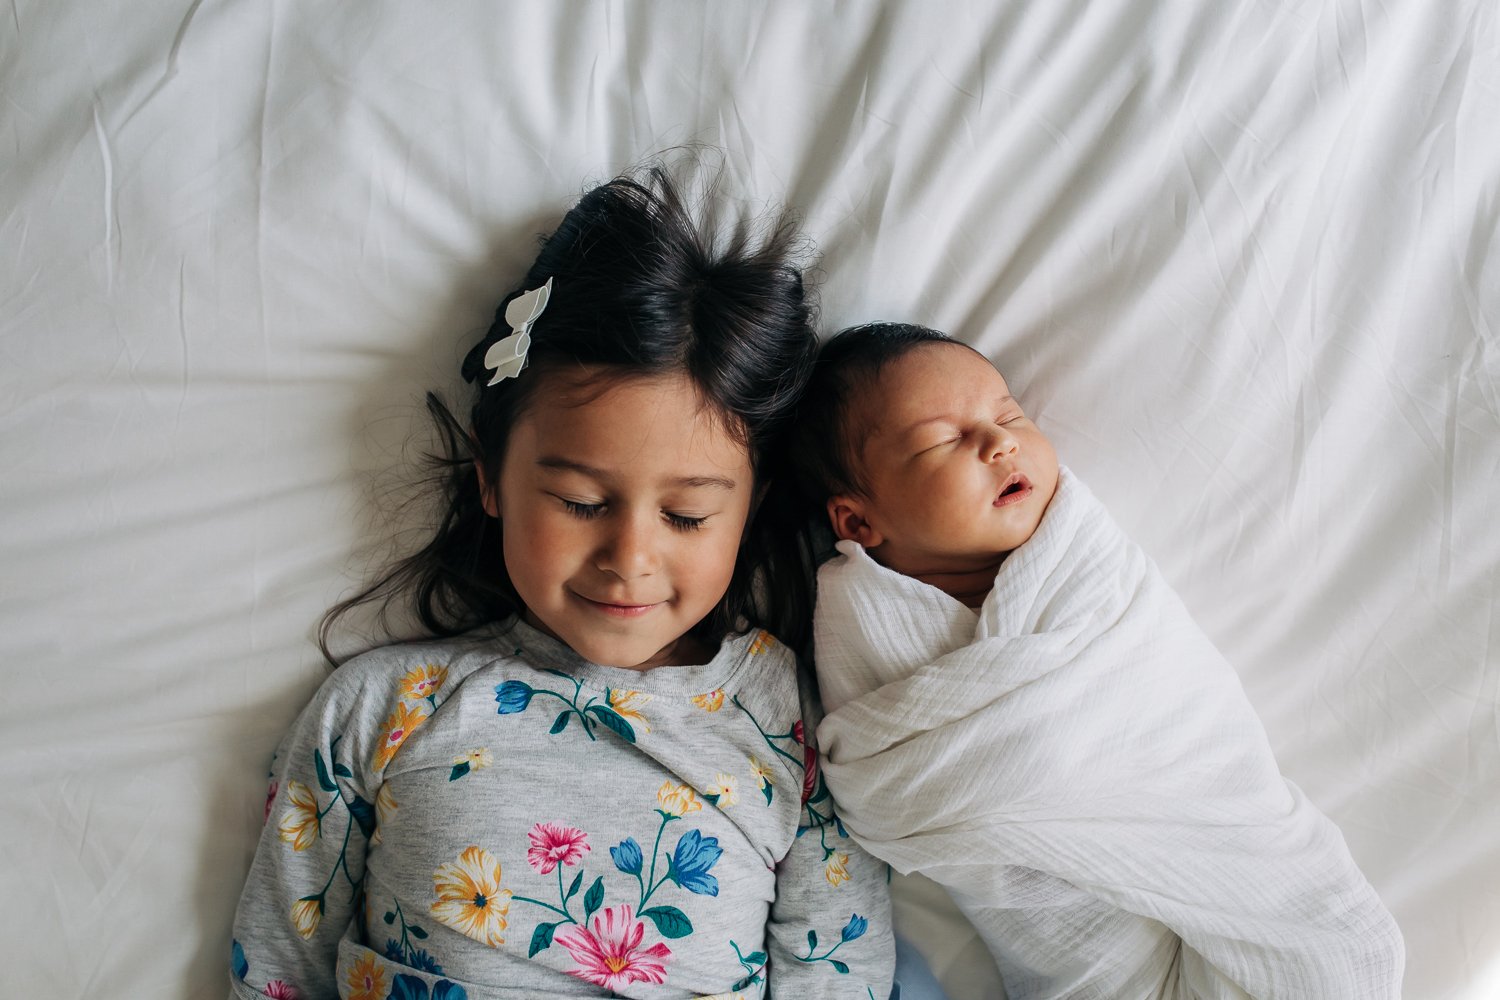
[828,342,1059,582]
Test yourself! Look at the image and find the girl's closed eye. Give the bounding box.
[557,495,709,531]
[559,497,605,519]
[665,511,708,531]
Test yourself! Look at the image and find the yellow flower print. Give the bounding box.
[749,755,773,791]
[431,845,512,947]
[825,851,851,887]
[290,895,323,939]
[453,747,494,771]
[370,782,397,847]
[371,700,430,772]
[345,950,389,1000]
[691,688,725,712]
[277,780,320,851]
[704,772,739,808]
[656,780,703,818]
[400,663,449,702]
[748,630,774,655]
[607,689,652,734]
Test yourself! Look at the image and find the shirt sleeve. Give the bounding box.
[230,653,405,1000]
[763,662,895,999]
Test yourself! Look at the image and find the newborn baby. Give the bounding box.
[786,323,1404,1000]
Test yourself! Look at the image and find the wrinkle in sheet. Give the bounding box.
[90,100,115,293]
[175,259,189,427]
[118,0,205,129]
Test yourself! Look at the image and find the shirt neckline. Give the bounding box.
[489,616,761,697]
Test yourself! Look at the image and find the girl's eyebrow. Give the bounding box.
[536,456,738,491]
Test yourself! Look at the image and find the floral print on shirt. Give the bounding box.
[233,626,892,999]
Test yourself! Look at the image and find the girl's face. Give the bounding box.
[485,369,755,670]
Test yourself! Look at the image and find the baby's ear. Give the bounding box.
[827,495,883,547]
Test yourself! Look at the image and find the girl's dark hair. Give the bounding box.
[321,164,820,661]
[784,322,959,505]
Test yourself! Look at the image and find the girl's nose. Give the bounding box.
[596,513,661,579]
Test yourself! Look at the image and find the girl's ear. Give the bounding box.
[827,495,883,547]
[475,460,501,519]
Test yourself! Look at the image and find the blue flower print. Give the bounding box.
[841,913,868,942]
[384,939,443,973]
[667,829,722,896]
[231,939,248,980]
[494,680,534,714]
[387,974,468,1000]
[611,837,644,876]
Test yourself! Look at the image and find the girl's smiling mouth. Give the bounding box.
[994,473,1033,507]
[576,593,664,617]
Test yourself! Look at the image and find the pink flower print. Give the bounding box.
[801,742,819,805]
[527,822,591,875]
[261,981,301,999]
[554,904,672,990]
[792,720,805,745]
[264,780,279,823]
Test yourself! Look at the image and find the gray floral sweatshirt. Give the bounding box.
[231,618,894,1000]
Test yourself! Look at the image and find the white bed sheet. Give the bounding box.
[2,2,1496,997]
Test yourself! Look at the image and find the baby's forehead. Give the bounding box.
[854,343,1010,421]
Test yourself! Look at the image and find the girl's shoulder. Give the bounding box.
[314,624,524,710]
[714,627,812,729]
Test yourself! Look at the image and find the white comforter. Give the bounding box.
[815,467,1404,999]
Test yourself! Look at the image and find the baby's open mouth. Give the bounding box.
[995,474,1033,506]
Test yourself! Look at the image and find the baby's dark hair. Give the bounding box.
[322,164,820,661]
[784,322,961,505]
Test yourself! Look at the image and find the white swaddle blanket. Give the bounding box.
[814,467,1403,1000]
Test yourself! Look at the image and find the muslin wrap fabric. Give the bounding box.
[814,467,1404,999]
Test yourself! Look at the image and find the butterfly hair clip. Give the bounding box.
[483,277,552,385]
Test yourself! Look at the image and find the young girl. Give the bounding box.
[231,169,894,1000]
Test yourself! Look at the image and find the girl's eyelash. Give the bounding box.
[562,499,604,519]
[560,497,707,531]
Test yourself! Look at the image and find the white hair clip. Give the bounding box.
[483,277,552,385]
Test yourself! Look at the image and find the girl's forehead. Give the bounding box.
[528,366,724,417]
[511,369,752,481]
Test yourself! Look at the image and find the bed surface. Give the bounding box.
[3,2,1497,997]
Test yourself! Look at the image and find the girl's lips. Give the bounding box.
[578,595,662,618]
[994,473,1033,507]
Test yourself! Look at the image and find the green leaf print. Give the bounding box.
[583,876,605,921]
[314,749,337,792]
[641,905,693,938]
[565,871,583,902]
[528,921,558,958]
[585,704,636,743]
[347,794,376,839]
[550,711,571,735]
